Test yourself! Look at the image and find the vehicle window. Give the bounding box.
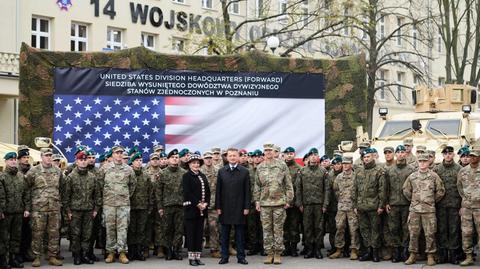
[379,120,412,137]
[426,119,460,136]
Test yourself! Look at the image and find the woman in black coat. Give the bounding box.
[182,154,211,266]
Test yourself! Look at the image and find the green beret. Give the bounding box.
[86,150,95,156]
[458,146,470,156]
[168,149,179,158]
[159,152,167,158]
[320,155,330,161]
[128,151,143,165]
[179,148,190,158]
[283,147,295,153]
[128,146,140,157]
[253,149,263,157]
[361,147,375,156]
[98,154,106,162]
[395,145,406,152]
[105,149,113,158]
[4,152,17,160]
[308,148,319,155]
[247,151,254,157]
[371,148,378,153]
[75,145,87,155]
[331,156,342,164]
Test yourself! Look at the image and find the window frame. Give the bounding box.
[31,16,51,49]
[70,22,88,52]
[141,32,155,50]
[106,27,123,51]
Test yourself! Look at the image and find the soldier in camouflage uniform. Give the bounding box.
[384,145,415,262]
[144,153,162,258]
[246,150,264,256]
[17,146,34,264]
[24,148,63,267]
[155,149,185,261]
[433,146,462,264]
[254,143,294,265]
[84,150,102,262]
[127,152,151,261]
[328,156,360,260]
[63,150,100,265]
[380,146,395,260]
[296,148,328,259]
[200,151,221,258]
[403,139,418,169]
[403,153,445,266]
[282,147,302,257]
[325,156,343,256]
[159,153,168,169]
[99,145,136,264]
[355,147,385,262]
[212,148,224,169]
[353,142,370,170]
[457,147,480,266]
[179,149,190,170]
[0,152,25,268]
[458,147,470,167]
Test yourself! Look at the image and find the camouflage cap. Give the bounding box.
[342,156,353,164]
[167,149,179,158]
[153,145,164,153]
[52,154,62,161]
[383,146,394,153]
[403,138,414,146]
[149,153,160,160]
[416,145,427,153]
[417,153,429,161]
[203,151,213,158]
[395,145,406,152]
[122,152,129,159]
[263,143,275,150]
[3,152,17,160]
[40,148,53,156]
[111,145,125,153]
[211,147,221,154]
[469,145,480,156]
[441,145,454,154]
[274,145,281,152]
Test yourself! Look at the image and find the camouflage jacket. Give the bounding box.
[130,168,152,210]
[457,165,480,209]
[385,161,415,206]
[200,164,219,208]
[355,161,386,211]
[248,164,257,205]
[25,163,63,212]
[286,160,302,207]
[0,166,25,214]
[145,165,161,206]
[156,166,186,208]
[406,154,418,169]
[403,169,445,213]
[333,171,357,211]
[325,169,342,211]
[99,162,136,207]
[63,167,100,212]
[434,161,462,208]
[296,164,328,207]
[254,159,294,206]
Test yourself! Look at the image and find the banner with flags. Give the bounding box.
[54,68,325,161]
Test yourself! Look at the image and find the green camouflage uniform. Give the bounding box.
[385,160,415,248]
[200,164,220,251]
[24,164,63,258]
[355,161,385,249]
[86,165,105,251]
[254,159,294,255]
[406,154,418,170]
[0,166,25,256]
[332,171,359,249]
[155,166,185,249]
[403,169,445,253]
[99,162,136,253]
[144,165,161,250]
[457,165,480,254]
[325,168,342,250]
[247,164,262,250]
[296,164,328,249]
[283,160,302,248]
[433,161,462,251]
[63,167,100,254]
[128,168,152,250]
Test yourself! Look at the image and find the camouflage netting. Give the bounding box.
[19,43,367,154]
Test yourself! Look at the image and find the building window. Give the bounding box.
[172,38,186,53]
[343,8,350,36]
[279,0,287,13]
[378,15,385,39]
[107,27,123,50]
[256,0,265,17]
[229,0,240,14]
[397,72,404,102]
[413,74,421,86]
[396,17,403,46]
[301,1,309,26]
[141,33,155,50]
[412,24,417,49]
[202,0,212,9]
[438,77,445,86]
[70,22,88,52]
[31,17,50,49]
[437,34,443,53]
[378,70,387,100]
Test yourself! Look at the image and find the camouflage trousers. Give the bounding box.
[260,206,286,254]
[358,210,381,248]
[103,205,130,253]
[145,208,156,248]
[246,207,262,249]
[207,209,220,250]
[90,208,105,250]
[127,209,149,248]
[158,206,183,249]
[31,211,60,257]
[335,210,359,249]
[154,208,164,248]
[325,210,337,249]
[0,213,22,255]
[387,205,409,248]
[436,207,460,250]
[302,204,324,247]
[283,207,301,245]
[460,208,480,254]
[408,212,437,253]
[69,210,93,253]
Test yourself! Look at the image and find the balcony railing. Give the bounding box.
[0,52,19,75]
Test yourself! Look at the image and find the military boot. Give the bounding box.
[372,248,380,262]
[392,247,402,263]
[438,248,447,264]
[359,247,372,261]
[460,253,474,266]
[263,254,274,264]
[402,247,409,261]
[173,248,183,260]
[73,252,81,265]
[281,244,291,256]
[449,249,459,264]
[80,252,94,265]
[127,245,136,260]
[273,253,282,264]
[228,247,237,256]
[0,255,11,269]
[314,246,323,259]
[136,245,146,261]
[328,248,342,259]
[157,246,165,258]
[48,256,63,266]
[404,253,416,265]
[31,256,41,267]
[9,254,23,268]
[350,249,359,260]
[105,252,115,263]
[210,250,221,258]
[165,247,173,260]
[86,249,99,262]
[291,243,299,257]
[304,244,314,259]
[119,252,129,264]
[426,254,436,266]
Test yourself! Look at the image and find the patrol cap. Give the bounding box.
[358,141,371,148]
[179,148,190,158]
[469,145,480,157]
[417,153,429,161]
[274,145,281,152]
[416,145,427,153]
[263,143,275,150]
[40,148,53,156]
[128,152,143,165]
[403,138,414,146]
[283,147,295,153]
[52,154,62,161]
[122,152,129,159]
[211,147,221,154]
[186,153,203,166]
[342,156,353,164]
[308,147,319,156]
[427,150,436,157]
[168,149,179,158]
[331,156,342,164]
[111,145,125,153]
[17,145,30,159]
[149,153,160,160]
[153,145,164,153]
[203,151,213,158]
[3,152,17,160]
[395,145,406,152]
[441,146,455,154]
[75,151,87,160]
[383,146,394,153]
[320,155,330,162]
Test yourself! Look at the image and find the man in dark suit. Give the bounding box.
[215,148,251,265]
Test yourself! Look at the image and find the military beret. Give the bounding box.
[153,145,164,153]
[458,146,470,156]
[331,156,342,164]
[75,145,87,155]
[274,145,281,152]
[342,156,353,164]
[4,152,17,160]
[308,148,319,155]
[359,141,371,148]
[361,147,375,156]
[416,145,427,152]
[211,147,221,154]
[441,145,454,154]
[128,152,143,165]
[17,145,30,159]
[239,149,248,156]
[395,145,406,152]
[247,151,254,157]
[128,146,140,157]
[40,148,53,156]
[253,149,263,157]
[159,152,167,158]
[263,143,275,150]
[427,150,436,157]
[168,149,179,158]
[320,155,330,162]
[371,148,378,153]
[52,154,62,161]
[186,153,204,166]
[149,153,160,160]
[283,147,295,153]
[383,146,394,153]
[75,151,87,160]
[403,138,414,146]
[417,153,429,161]
[86,150,96,156]
[105,149,113,158]
[98,154,106,162]
[178,148,190,158]
[203,151,213,158]
[111,145,125,153]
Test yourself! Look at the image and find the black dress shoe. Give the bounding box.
[237,259,248,264]
[218,258,229,264]
[189,260,198,266]
[195,260,205,266]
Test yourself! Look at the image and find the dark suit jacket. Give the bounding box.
[182,169,211,219]
[215,164,250,224]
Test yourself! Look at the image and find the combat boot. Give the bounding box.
[73,252,81,265]
[314,246,323,259]
[273,253,282,264]
[80,252,94,265]
[291,243,299,257]
[359,247,372,261]
[460,253,474,266]
[303,244,314,259]
[86,249,99,262]
[263,254,274,264]
[119,252,129,264]
[157,246,165,258]
[31,256,41,267]
[210,250,221,258]
[165,247,173,260]
[404,252,416,265]
[173,248,183,260]
[449,249,459,264]
[372,248,380,262]
[48,256,63,266]
[328,248,342,259]
[9,254,23,268]
[281,244,291,256]
[136,245,146,261]
[127,245,136,260]
[438,248,447,264]
[392,247,402,263]
[402,247,409,261]
[350,249,359,260]
[0,255,11,269]
[426,254,436,266]
[105,252,115,263]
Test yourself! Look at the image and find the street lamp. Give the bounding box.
[266,36,280,54]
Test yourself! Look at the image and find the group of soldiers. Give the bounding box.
[0,138,480,267]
